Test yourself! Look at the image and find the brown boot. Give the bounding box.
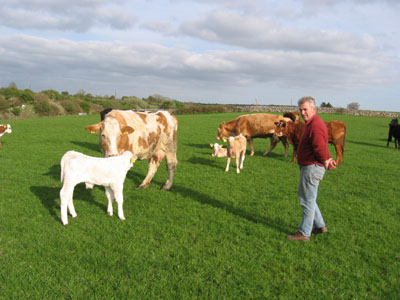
[287,231,310,241]
[312,226,328,234]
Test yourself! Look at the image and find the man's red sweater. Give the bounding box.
[297,114,331,167]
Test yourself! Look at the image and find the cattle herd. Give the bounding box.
[1,111,399,225]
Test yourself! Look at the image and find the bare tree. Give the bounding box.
[347,102,360,110]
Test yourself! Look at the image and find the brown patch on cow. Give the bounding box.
[173,128,178,143]
[118,134,131,153]
[156,112,169,134]
[147,130,161,151]
[147,126,161,151]
[137,113,148,124]
[138,136,148,149]
[108,110,128,130]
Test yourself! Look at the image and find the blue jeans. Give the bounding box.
[298,164,326,237]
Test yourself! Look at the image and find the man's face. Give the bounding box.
[299,101,316,122]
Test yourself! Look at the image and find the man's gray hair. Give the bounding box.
[298,96,316,108]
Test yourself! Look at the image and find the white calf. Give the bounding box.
[59,150,134,225]
[210,143,228,157]
[0,124,12,147]
[226,134,247,173]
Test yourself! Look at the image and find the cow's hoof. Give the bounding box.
[137,184,149,190]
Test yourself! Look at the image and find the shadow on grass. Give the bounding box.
[173,184,292,234]
[70,141,101,153]
[31,184,107,223]
[185,156,223,170]
[125,170,147,188]
[184,142,215,150]
[347,139,388,148]
[44,164,60,181]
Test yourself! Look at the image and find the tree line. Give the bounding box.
[0,83,361,120]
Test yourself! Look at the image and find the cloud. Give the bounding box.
[0,34,389,93]
[180,11,377,54]
[0,0,136,31]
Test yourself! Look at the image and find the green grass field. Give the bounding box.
[0,112,399,299]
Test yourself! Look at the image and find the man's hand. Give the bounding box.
[324,158,337,170]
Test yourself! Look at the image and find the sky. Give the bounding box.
[0,0,399,112]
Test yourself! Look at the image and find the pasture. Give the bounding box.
[0,112,399,299]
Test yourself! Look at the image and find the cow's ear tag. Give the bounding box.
[90,131,95,134]
[124,131,129,135]
[131,157,136,163]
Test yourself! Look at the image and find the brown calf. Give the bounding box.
[216,113,292,157]
[274,120,346,165]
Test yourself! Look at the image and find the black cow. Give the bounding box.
[387,119,400,149]
[100,108,114,121]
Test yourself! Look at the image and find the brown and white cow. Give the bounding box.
[0,124,12,147]
[85,110,178,190]
[216,113,292,157]
[274,120,346,165]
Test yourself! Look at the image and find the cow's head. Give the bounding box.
[85,117,134,157]
[273,120,287,137]
[210,143,222,157]
[216,122,228,142]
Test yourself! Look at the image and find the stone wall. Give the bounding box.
[233,105,400,118]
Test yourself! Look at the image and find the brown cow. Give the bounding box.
[283,112,300,122]
[274,120,346,165]
[274,121,306,163]
[216,113,292,156]
[86,110,178,190]
[0,124,12,147]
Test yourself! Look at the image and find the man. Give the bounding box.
[287,96,336,241]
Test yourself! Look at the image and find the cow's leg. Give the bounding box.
[248,138,255,156]
[105,186,115,216]
[239,152,245,170]
[225,157,231,172]
[112,185,125,220]
[138,158,162,189]
[291,147,297,163]
[235,155,240,173]
[335,145,342,165]
[60,182,76,225]
[282,137,289,157]
[162,152,178,190]
[263,136,279,156]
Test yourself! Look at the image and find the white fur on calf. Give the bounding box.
[59,150,134,225]
[226,134,247,173]
[210,143,228,157]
